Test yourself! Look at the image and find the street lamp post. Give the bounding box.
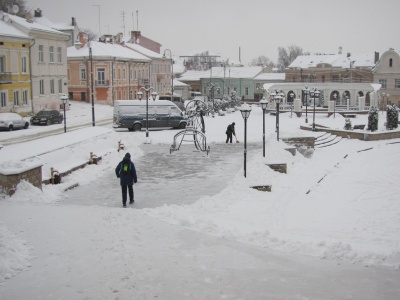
[310,88,320,131]
[75,32,95,126]
[273,90,284,141]
[163,49,174,99]
[259,97,268,157]
[290,92,294,118]
[239,105,252,178]
[333,93,337,118]
[208,83,220,113]
[61,94,68,133]
[303,86,309,123]
[137,86,157,137]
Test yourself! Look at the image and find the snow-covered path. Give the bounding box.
[1,203,399,300]
[60,143,261,209]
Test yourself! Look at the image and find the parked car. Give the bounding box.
[0,113,29,131]
[30,109,63,125]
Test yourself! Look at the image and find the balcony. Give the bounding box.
[0,72,12,84]
[95,80,109,86]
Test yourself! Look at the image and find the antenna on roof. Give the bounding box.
[136,10,139,31]
[121,11,125,36]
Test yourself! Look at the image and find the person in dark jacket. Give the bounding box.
[225,122,236,143]
[115,152,138,207]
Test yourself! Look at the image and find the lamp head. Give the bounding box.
[239,104,252,120]
[259,98,268,110]
[151,91,157,101]
[137,91,143,100]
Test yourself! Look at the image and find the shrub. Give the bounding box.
[386,104,399,130]
[367,106,378,132]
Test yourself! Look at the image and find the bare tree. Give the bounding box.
[80,28,98,43]
[249,55,275,68]
[1,0,31,18]
[277,45,307,70]
[182,51,219,71]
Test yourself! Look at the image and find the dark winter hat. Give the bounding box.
[124,152,131,159]
[232,122,235,125]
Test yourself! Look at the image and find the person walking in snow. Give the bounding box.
[225,122,236,143]
[115,152,137,207]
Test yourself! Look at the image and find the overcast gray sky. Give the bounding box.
[27,0,400,65]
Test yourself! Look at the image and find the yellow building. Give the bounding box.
[0,16,32,113]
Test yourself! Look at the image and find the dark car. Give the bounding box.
[30,109,63,125]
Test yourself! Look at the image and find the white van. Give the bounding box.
[189,91,202,99]
[157,95,185,110]
[113,100,187,131]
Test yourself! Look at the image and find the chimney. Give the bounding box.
[131,31,141,43]
[374,51,380,63]
[34,8,42,18]
[71,17,76,26]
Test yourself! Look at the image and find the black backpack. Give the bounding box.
[120,162,131,175]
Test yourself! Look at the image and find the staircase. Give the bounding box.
[314,133,342,148]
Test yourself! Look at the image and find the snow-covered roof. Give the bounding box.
[255,73,286,81]
[124,42,163,59]
[289,53,376,69]
[67,41,151,61]
[34,16,74,31]
[179,66,263,81]
[6,13,69,37]
[173,79,189,87]
[0,19,30,39]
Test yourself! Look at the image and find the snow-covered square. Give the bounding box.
[0,101,399,299]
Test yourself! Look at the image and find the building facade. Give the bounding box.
[285,53,378,84]
[373,48,400,108]
[7,13,70,113]
[67,33,151,105]
[0,17,32,113]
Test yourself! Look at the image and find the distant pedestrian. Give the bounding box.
[225,122,236,143]
[115,152,137,207]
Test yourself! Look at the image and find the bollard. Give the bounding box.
[89,152,98,164]
[51,167,61,185]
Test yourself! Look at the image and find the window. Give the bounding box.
[395,79,400,89]
[97,68,106,85]
[0,56,5,72]
[58,79,62,93]
[80,68,86,80]
[379,79,387,89]
[21,56,27,73]
[39,79,44,95]
[22,90,28,105]
[123,68,126,80]
[245,87,249,96]
[1,91,7,107]
[49,46,54,62]
[57,47,62,63]
[50,79,55,94]
[38,45,44,62]
[14,90,19,106]
[389,58,393,67]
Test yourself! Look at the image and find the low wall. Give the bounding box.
[0,163,43,196]
[300,126,400,141]
[282,136,315,148]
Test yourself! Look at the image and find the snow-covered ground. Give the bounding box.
[0,101,399,299]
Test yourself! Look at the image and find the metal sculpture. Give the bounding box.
[170,99,211,155]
